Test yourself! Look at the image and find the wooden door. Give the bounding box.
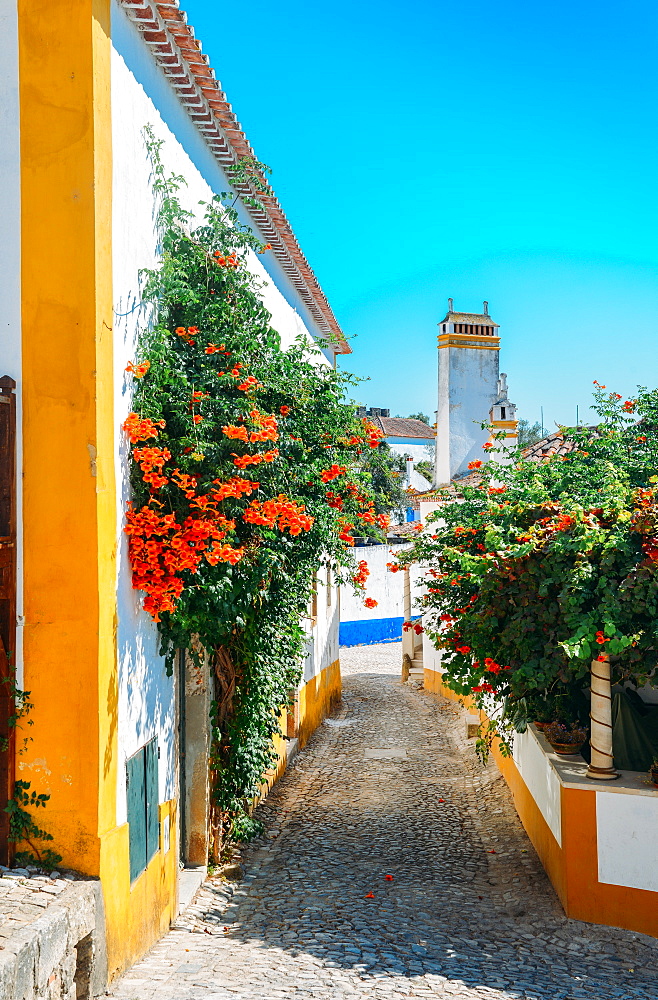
[0,377,16,862]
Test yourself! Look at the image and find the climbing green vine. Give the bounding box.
[124,132,399,843]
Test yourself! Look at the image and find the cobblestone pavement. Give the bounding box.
[111,643,658,1000]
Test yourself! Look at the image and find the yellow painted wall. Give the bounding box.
[298,658,341,748]
[101,801,179,980]
[260,658,342,795]
[18,0,115,874]
[17,1,178,980]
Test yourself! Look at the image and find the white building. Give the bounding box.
[435,299,517,484]
[0,0,348,978]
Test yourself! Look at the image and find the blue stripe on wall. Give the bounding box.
[339,616,421,647]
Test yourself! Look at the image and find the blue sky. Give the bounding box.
[183,0,658,430]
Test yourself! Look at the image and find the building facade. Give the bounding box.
[435,300,517,484]
[0,0,345,979]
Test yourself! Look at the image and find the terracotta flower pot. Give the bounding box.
[534,721,550,731]
[548,740,585,756]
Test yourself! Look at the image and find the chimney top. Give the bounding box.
[483,300,489,316]
[448,297,453,312]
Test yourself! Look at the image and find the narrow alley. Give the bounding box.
[110,645,657,1000]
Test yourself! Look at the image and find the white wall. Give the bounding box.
[0,0,23,681]
[386,440,434,464]
[597,789,658,892]
[513,728,562,847]
[436,343,499,483]
[340,544,414,623]
[110,0,339,816]
[303,566,339,683]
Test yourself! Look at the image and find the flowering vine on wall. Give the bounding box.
[123,132,400,842]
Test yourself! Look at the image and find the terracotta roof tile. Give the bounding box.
[372,417,435,439]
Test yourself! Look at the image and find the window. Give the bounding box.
[501,407,506,419]
[126,737,159,882]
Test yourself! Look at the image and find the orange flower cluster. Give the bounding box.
[204,343,226,355]
[362,420,384,448]
[218,364,262,392]
[211,476,260,500]
[214,251,239,268]
[403,620,424,635]
[482,442,494,451]
[482,657,510,674]
[222,424,249,442]
[232,449,279,469]
[468,460,483,470]
[364,597,378,609]
[243,495,314,535]
[132,446,172,490]
[248,410,278,443]
[321,464,347,483]
[175,326,198,345]
[125,360,151,378]
[353,560,369,588]
[257,243,272,254]
[377,513,390,532]
[338,518,354,543]
[325,491,344,510]
[171,469,199,497]
[125,504,244,622]
[123,412,166,443]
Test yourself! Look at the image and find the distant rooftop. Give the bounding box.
[439,311,500,327]
[371,416,435,440]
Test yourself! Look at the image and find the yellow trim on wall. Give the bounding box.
[101,800,178,980]
[437,333,501,351]
[298,659,341,748]
[260,658,342,794]
[15,1,179,981]
[18,0,116,873]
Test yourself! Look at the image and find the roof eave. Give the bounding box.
[119,0,351,354]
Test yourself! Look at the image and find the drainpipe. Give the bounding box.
[586,654,619,780]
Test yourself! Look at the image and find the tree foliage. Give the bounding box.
[516,418,546,449]
[397,384,658,756]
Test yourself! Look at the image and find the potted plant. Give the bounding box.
[544,721,588,756]
[650,758,658,787]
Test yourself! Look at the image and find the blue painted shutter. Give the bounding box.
[145,738,159,864]
[126,749,146,882]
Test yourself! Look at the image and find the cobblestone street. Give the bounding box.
[111,644,658,1000]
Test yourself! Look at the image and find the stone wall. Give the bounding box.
[0,880,106,1000]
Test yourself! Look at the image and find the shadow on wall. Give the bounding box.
[116,417,177,820]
